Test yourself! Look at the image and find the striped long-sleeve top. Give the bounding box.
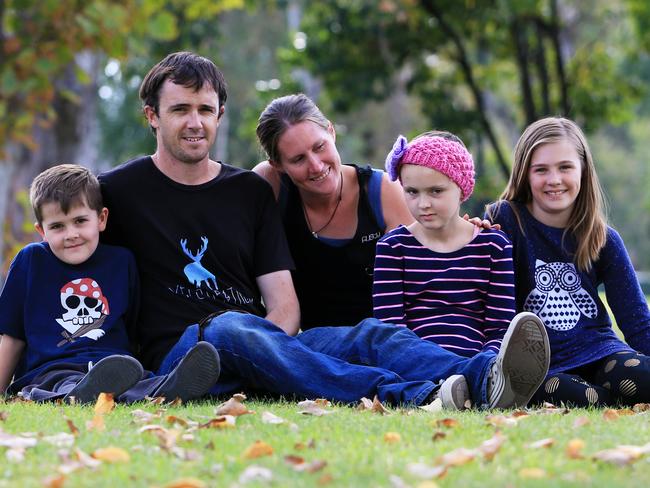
[372,225,516,357]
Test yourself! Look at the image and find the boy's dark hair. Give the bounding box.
[30,164,103,225]
[139,51,228,134]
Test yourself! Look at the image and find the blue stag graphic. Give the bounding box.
[180,237,218,290]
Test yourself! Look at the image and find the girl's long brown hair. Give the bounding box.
[490,117,607,271]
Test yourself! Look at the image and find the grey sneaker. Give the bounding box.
[437,374,470,410]
[64,355,143,404]
[153,341,220,403]
[486,312,550,409]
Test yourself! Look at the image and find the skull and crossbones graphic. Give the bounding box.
[55,278,109,347]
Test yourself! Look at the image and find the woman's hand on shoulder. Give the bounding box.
[253,161,281,200]
[463,214,501,231]
[381,172,415,231]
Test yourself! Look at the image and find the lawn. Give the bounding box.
[2,395,650,488]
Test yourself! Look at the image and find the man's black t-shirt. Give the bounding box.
[99,156,293,370]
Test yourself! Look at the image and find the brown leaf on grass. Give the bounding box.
[519,467,547,479]
[284,454,305,466]
[566,438,585,459]
[243,440,274,459]
[603,408,634,421]
[297,400,334,416]
[527,438,555,449]
[163,478,206,488]
[357,397,374,410]
[169,397,183,407]
[199,415,236,429]
[284,455,327,473]
[438,447,476,467]
[94,393,115,414]
[592,446,645,466]
[485,414,519,427]
[147,396,166,405]
[215,393,254,417]
[573,416,590,429]
[86,413,105,432]
[92,446,130,463]
[139,425,180,451]
[65,418,79,436]
[511,409,530,418]
[406,463,447,479]
[478,432,506,461]
[370,396,390,415]
[74,448,102,469]
[384,432,401,444]
[432,431,447,442]
[633,403,650,413]
[131,409,162,423]
[42,473,66,488]
[0,411,8,422]
[294,439,316,450]
[166,415,190,428]
[434,418,459,429]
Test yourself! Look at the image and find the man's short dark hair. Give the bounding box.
[30,164,104,225]
[139,51,228,133]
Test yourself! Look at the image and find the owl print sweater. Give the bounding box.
[487,201,650,375]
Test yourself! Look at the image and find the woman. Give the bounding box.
[254,93,413,329]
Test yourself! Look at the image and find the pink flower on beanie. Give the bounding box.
[385,135,475,201]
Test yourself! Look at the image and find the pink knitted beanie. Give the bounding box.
[385,135,475,202]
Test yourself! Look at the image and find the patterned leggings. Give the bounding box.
[530,351,650,407]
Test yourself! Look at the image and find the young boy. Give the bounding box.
[0,164,220,404]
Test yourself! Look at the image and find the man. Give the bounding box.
[100,52,550,409]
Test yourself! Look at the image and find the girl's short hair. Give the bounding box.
[492,116,607,271]
[256,93,329,163]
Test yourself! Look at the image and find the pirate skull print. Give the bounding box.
[55,278,109,344]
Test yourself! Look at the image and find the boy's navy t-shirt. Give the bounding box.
[0,242,139,392]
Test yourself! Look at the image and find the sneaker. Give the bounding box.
[486,312,550,409]
[64,355,144,404]
[153,341,220,403]
[437,374,470,410]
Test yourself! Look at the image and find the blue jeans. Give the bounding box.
[157,312,495,407]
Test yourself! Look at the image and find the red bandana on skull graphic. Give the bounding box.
[55,278,109,347]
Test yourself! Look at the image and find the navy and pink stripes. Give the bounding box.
[372,225,515,357]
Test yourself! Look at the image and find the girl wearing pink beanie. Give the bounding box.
[373,131,549,409]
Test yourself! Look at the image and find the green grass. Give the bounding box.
[2,399,650,487]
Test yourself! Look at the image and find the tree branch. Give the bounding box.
[420,0,510,180]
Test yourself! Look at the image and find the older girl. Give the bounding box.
[488,117,650,406]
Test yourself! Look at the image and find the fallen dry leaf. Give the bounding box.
[573,416,590,429]
[261,411,286,424]
[163,477,206,488]
[284,454,305,466]
[602,408,634,421]
[239,465,273,483]
[242,440,274,459]
[633,403,650,413]
[592,445,645,466]
[86,413,105,432]
[94,393,115,414]
[432,431,447,442]
[297,400,334,416]
[434,418,459,429]
[64,417,79,436]
[294,439,316,450]
[199,415,236,429]
[566,438,585,459]
[131,409,162,423]
[527,438,555,449]
[92,446,130,463]
[285,455,327,473]
[407,463,447,479]
[478,432,506,461]
[519,467,546,479]
[485,414,519,427]
[166,415,190,427]
[74,448,103,469]
[42,474,66,488]
[215,393,254,417]
[438,447,476,467]
[384,432,401,444]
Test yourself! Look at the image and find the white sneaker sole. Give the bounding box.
[489,312,550,408]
